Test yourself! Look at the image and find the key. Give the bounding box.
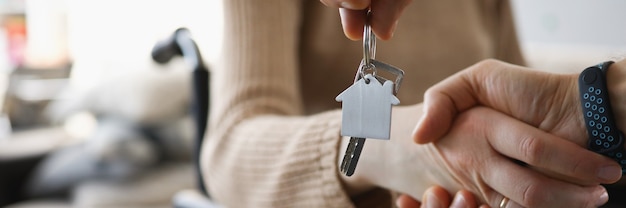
[340,137,365,176]
[335,15,405,176]
[336,68,402,176]
[337,73,399,139]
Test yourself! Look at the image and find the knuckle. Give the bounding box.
[521,182,546,207]
[467,59,503,78]
[464,59,503,89]
[473,59,502,70]
[518,135,544,165]
[423,87,437,99]
[568,156,587,178]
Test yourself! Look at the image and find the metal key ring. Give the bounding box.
[362,11,376,67]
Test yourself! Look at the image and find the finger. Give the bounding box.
[482,108,622,184]
[396,194,421,208]
[606,61,626,133]
[493,195,524,208]
[481,153,608,208]
[421,186,451,208]
[369,0,412,40]
[449,190,477,208]
[319,0,370,10]
[438,108,610,207]
[413,72,477,144]
[413,60,536,144]
[339,8,367,40]
[462,108,612,207]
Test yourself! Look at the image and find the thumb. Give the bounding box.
[413,69,480,144]
[412,91,457,144]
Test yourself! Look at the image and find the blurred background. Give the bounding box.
[513,0,626,72]
[0,0,623,207]
[0,0,221,207]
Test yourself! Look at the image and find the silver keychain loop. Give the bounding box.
[362,21,376,67]
[354,9,403,94]
[337,9,405,177]
[359,10,376,80]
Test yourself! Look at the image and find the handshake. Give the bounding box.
[347,59,626,208]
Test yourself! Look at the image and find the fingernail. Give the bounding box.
[415,115,425,129]
[340,2,358,10]
[413,112,428,143]
[426,191,442,208]
[395,197,402,208]
[596,189,609,207]
[598,165,621,181]
[450,192,466,208]
[389,20,399,38]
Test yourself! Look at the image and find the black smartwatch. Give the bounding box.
[579,61,626,174]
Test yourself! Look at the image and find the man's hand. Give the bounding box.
[348,105,613,207]
[430,107,609,207]
[396,186,485,208]
[413,59,626,185]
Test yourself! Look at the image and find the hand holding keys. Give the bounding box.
[336,12,405,176]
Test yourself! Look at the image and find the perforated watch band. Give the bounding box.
[579,61,626,174]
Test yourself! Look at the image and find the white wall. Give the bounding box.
[63,0,223,89]
[512,0,626,72]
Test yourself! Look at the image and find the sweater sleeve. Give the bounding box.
[495,0,526,66]
[200,0,356,207]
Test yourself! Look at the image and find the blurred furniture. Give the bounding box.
[0,127,72,207]
[151,28,222,207]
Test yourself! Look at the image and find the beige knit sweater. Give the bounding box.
[201,0,524,207]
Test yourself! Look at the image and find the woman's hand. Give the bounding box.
[396,186,486,208]
[348,106,612,207]
[413,59,626,184]
[318,0,412,40]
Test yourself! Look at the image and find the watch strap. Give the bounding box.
[579,61,626,174]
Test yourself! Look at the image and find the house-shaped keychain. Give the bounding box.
[336,74,400,140]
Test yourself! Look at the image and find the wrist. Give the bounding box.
[577,60,626,173]
[564,72,589,146]
[606,59,626,134]
[337,104,426,197]
[566,60,626,147]
[337,136,376,196]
